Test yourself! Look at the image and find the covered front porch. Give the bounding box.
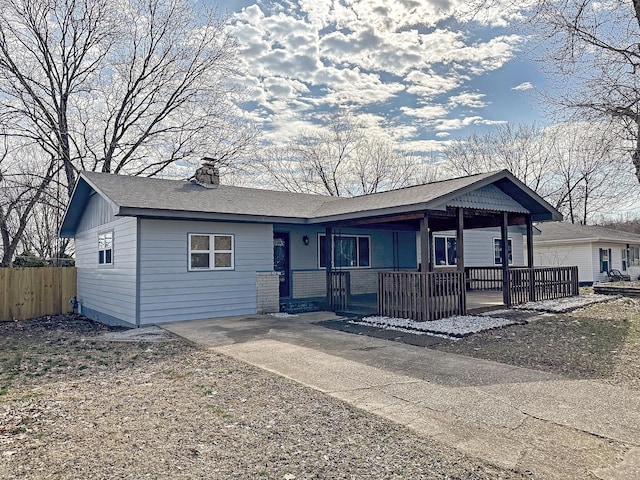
[316,171,575,321]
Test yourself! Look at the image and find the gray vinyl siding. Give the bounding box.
[137,219,273,324]
[75,216,137,326]
[424,227,525,267]
[76,193,116,233]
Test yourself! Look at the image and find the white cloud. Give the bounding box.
[433,116,506,131]
[449,92,487,108]
[401,105,449,120]
[512,82,534,91]
[228,0,528,155]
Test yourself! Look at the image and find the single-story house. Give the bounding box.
[533,222,640,285]
[60,167,569,327]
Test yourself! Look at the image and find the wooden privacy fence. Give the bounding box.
[378,271,465,321]
[0,267,77,321]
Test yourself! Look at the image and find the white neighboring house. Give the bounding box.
[533,222,640,285]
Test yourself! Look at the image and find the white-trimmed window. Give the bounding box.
[434,235,456,266]
[493,238,513,265]
[318,234,371,268]
[599,248,611,273]
[189,234,234,271]
[629,246,640,267]
[98,231,113,265]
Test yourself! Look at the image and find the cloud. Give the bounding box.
[512,81,534,91]
[228,1,526,154]
[449,92,487,108]
[433,116,506,131]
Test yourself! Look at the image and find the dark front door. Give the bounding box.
[273,232,290,298]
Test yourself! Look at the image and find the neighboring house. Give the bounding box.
[533,222,640,285]
[60,168,563,327]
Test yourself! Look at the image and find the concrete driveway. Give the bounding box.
[163,311,640,480]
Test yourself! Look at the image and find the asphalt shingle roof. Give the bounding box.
[60,169,561,237]
[79,171,341,219]
[535,222,640,244]
[79,170,500,221]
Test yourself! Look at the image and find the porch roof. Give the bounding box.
[60,169,562,237]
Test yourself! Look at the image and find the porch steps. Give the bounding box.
[280,300,323,314]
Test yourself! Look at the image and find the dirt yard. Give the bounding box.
[1,315,524,479]
[1,295,638,479]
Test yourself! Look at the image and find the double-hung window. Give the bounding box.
[319,234,370,268]
[98,231,113,265]
[189,234,234,271]
[599,248,611,273]
[629,246,640,267]
[433,235,456,266]
[493,238,513,265]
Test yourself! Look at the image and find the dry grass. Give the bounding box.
[0,315,524,480]
[434,296,640,390]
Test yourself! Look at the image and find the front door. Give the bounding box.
[273,232,290,298]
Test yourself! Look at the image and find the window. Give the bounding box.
[629,246,640,267]
[622,248,628,271]
[434,235,457,266]
[188,234,234,271]
[599,248,611,273]
[318,234,370,268]
[493,238,513,265]
[98,231,113,265]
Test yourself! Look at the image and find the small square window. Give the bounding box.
[188,234,234,271]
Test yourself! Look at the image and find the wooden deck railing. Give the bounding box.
[327,271,350,311]
[465,266,503,291]
[378,271,465,321]
[465,266,579,305]
[508,266,578,305]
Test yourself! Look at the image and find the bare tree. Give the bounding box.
[0,0,254,264]
[0,144,58,266]
[0,0,248,195]
[526,0,640,184]
[256,111,423,197]
[443,122,638,223]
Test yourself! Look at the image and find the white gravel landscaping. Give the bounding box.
[269,312,298,318]
[352,314,517,338]
[513,294,617,313]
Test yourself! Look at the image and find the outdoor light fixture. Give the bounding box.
[303,235,309,245]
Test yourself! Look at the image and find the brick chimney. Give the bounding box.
[191,157,220,188]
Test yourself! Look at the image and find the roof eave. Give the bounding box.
[118,207,310,225]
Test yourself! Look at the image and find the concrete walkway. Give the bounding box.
[163,312,640,479]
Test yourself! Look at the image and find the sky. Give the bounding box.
[216,0,548,156]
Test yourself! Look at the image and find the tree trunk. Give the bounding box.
[633,123,640,185]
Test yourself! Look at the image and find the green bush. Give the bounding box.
[13,252,47,267]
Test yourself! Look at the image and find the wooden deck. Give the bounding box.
[327,267,578,322]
